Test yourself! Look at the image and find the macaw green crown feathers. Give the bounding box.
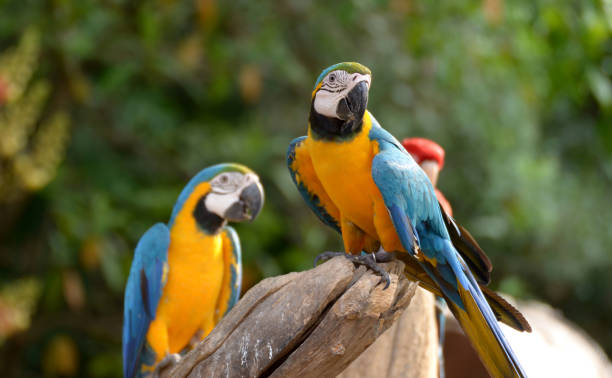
[168,163,253,226]
[313,62,372,90]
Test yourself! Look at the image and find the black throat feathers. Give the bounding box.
[308,101,363,142]
[193,194,226,235]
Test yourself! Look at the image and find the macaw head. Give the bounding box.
[309,62,372,139]
[169,163,264,234]
[402,137,445,186]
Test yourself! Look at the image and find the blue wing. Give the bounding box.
[369,121,527,377]
[287,136,341,233]
[122,223,170,378]
[217,226,242,318]
[369,122,446,241]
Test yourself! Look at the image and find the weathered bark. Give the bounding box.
[338,288,438,378]
[160,256,437,378]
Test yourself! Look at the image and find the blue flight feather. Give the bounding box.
[388,203,419,256]
[287,137,341,233]
[122,223,170,378]
[368,116,526,376]
[222,226,242,315]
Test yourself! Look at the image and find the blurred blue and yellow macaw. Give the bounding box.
[122,163,264,378]
[288,62,528,377]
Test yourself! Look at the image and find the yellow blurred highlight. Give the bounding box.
[0,27,40,105]
[0,277,41,344]
[0,27,71,201]
[0,81,50,158]
[42,334,79,377]
[80,237,101,271]
[13,112,70,191]
[239,65,262,104]
[177,34,204,71]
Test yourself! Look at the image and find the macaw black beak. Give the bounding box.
[223,182,264,222]
[336,81,369,121]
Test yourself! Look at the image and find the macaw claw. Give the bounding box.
[313,250,393,290]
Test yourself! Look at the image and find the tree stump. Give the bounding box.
[338,288,438,378]
[160,256,438,378]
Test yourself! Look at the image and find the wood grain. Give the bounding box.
[159,256,434,378]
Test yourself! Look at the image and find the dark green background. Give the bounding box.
[1,0,611,376]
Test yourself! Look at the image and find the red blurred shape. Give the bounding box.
[402,137,446,169]
[402,137,452,216]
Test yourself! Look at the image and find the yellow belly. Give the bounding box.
[307,112,380,238]
[147,227,225,357]
[306,111,405,253]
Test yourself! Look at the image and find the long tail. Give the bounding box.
[395,252,531,333]
[445,280,526,377]
[437,254,526,377]
[415,241,527,377]
[481,286,531,333]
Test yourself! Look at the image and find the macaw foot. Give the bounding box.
[314,250,394,289]
[151,353,181,378]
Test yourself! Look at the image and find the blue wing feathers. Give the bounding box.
[222,226,242,315]
[122,223,170,378]
[369,118,525,376]
[371,138,447,239]
[287,137,341,233]
[139,269,152,319]
[388,203,419,256]
[147,257,165,317]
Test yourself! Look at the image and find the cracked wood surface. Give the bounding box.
[160,256,434,378]
[338,287,438,378]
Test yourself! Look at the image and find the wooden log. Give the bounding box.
[160,256,432,378]
[337,288,438,378]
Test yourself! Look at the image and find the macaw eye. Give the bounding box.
[219,174,229,184]
[328,73,336,83]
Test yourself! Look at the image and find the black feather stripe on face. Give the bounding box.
[193,194,226,234]
[308,100,363,141]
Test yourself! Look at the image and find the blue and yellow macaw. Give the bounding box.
[288,62,528,377]
[122,163,264,378]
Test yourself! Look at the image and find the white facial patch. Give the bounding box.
[314,88,346,118]
[205,172,261,218]
[204,191,240,217]
[313,71,371,118]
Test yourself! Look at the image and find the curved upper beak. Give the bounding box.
[336,80,369,121]
[223,181,264,222]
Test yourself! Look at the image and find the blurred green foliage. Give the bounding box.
[0,0,610,376]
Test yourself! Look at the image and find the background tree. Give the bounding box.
[0,0,610,376]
